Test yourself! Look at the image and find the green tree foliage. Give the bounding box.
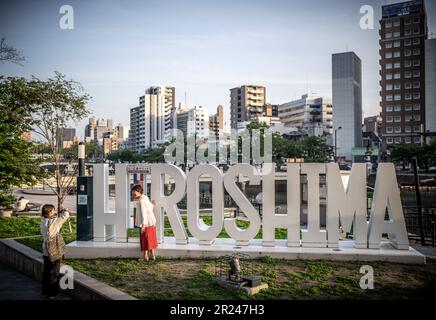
[390,139,436,170]
[0,77,41,207]
[0,73,90,210]
[62,141,102,161]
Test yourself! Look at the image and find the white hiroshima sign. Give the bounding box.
[92,162,409,250]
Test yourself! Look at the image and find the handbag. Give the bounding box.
[46,219,66,262]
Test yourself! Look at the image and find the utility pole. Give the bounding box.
[412,156,425,246]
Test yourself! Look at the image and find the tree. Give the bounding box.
[0,77,42,207]
[0,38,25,65]
[301,136,331,163]
[62,141,102,161]
[0,72,89,209]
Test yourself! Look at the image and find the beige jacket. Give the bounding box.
[40,211,70,256]
[134,195,156,228]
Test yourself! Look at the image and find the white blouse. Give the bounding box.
[135,194,156,227]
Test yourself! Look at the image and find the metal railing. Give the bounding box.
[403,206,436,247]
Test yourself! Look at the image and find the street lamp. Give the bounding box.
[78,142,86,176]
[334,126,342,162]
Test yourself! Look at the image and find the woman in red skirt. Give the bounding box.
[132,184,157,261]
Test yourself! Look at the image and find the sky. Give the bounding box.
[1,0,435,139]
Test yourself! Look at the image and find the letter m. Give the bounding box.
[326,163,368,248]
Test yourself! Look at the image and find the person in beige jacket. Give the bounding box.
[132,184,157,261]
[40,204,70,298]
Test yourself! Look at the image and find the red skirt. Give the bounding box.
[140,226,158,251]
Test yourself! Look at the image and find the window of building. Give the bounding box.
[413,70,420,77]
[405,137,411,144]
[405,49,412,56]
[394,62,401,68]
[404,39,412,46]
[386,116,393,122]
[394,94,401,101]
[394,83,401,90]
[385,21,392,28]
[385,52,392,59]
[386,63,393,69]
[385,42,393,49]
[405,104,412,111]
[394,126,401,133]
[413,48,420,55]
[413,92,420,99]
[385,32,392,39]
[394,105,401,112]
[386,126,393,133]
[405,60,412,67]
[394,31,401,37]
[405,126,411,133]
[413,81,420,89]
[413,38,420,45]
[386,95,393,102]
[387,137,394,144]
[395,137,402,144]
[393,20,400,27]
[386,73,393,80]
[394,72,401,79]
[413,28,419,34]
[414,136,421,143]
[405,18,412,25]
[393,51,400,58]
[386,105,393,112]
[413,17,420,24]
[394,116,401,122]
[414,125,420,132]
[405,93,412,100]
[386,84,393,91]
[405,29,412,36]
[394,40,401,48]
[413,103,420,110]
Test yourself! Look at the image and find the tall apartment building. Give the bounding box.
[129,86,176,152]
[425,38,436,137]
[56,128,77,149]
[209,105,224,139]
[332,52,363,162]
[278,93,333,137]
[230,85,266,130]
[84,117,114,142]
[379,0,427,146]
[188,106,209,140]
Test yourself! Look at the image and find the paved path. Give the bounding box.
[0,264,72,300]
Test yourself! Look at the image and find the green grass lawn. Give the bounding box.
[0,216,77,252]
[2,216,436,300]
[66,257,436,300]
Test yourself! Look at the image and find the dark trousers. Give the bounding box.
[42,255,61,296]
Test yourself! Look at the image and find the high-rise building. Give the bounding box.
[102,132,119,156]
[379,0,427,146]
[129,86,176,152]
[209,105,224,139]
[230,85,266,130]
[114,124,129,141]
[363,115,383,136]
[425,38,436,138]
[332,52,363,162]
[278,93,333,137]
[188,106,209,140]
[56,128,76,149]
[84,117,96,141]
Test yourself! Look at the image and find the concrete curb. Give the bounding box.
[0,239,136,300]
